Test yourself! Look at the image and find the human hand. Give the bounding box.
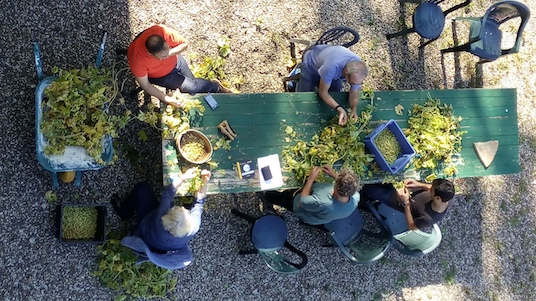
[349,108,358,120]
[337,108,348,126]
[181,168,198,180]
[322,165,337,179]
[404,179,423,192]
[309,166,322,180]
[396,186,410,205]
[200,169,211,183]
[165,95,184,108]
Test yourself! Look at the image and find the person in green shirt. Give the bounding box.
[264,165,360,225]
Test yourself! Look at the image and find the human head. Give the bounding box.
[344,61,368,86]
[162,206,193,237]
[146,34,169,59]
[431,179,455,202]
[334,169,360,201]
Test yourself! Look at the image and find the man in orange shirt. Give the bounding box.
[127,24,231,107]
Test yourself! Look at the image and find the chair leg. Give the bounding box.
[400,0,422,3]
[386,27,416,40]
[284,241,308,269]
[441,42,470,54]
[443,0,472,17]
[231,208,257,224]
[419,37,438,49]
[238,249,258,255]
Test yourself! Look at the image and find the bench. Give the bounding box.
[162,89,519,195]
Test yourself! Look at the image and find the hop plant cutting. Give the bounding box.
[61,206,98,240]
[406,95,466,176]
[41,66,130,165]
[282,105,376,184]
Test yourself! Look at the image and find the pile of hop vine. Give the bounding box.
[61,206,98,240]
[41,66,130,164]
[406,95,466,176]
[282,105,375,184]
[137,95,205,138]
[375,129,401,165]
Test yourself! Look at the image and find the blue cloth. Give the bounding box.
[251,215,288,252]
[292,182,359,225]
[121,235,193,270]
[137,184,206,252]
[298,45,362,92]
[148,54,220,94]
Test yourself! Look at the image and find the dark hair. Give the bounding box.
[432,179,455,202]
[145,35,166,54]
[335,169,360,197]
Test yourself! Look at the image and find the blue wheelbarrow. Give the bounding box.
[33,32,114,188]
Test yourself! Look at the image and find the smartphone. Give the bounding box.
[204,93,219,110]
[261,166,273,181]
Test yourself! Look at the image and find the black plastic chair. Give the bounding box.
[441,0,530,62]
[323,204,392,264]
[231,209,308,273]
[386,0,472,48]
[284,27,360,92]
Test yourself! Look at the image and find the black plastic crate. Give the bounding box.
[56,204,107,244]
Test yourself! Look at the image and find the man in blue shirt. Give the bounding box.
[264,165,360,225]
[298,45,368,126]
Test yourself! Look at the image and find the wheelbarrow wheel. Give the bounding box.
[59,171,76,183]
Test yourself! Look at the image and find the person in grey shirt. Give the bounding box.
[299,45,368,126]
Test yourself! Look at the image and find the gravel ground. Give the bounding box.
[1,0,535,300]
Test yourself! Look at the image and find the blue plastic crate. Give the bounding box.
[364,120,416,174]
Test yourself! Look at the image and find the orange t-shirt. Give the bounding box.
[127,25,187,78]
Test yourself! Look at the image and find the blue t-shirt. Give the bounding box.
[302,45,362,91]
[293,182,359,225]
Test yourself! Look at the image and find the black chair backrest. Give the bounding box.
[488,2,529,24]
[315,27,360,48]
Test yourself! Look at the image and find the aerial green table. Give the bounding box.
[163,89,519,195]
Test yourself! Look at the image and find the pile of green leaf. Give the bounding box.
[406,96,466,176]
[93,232,177,300]
[282,105,375,184]
[190,36,244,92]
[61,206,98,239]
[42,66,130,164]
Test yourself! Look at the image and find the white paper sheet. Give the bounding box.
[257,154,284,190]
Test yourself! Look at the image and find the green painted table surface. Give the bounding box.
[163,89,519,195]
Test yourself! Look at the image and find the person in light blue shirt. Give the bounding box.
[264,165,360,225]
[299,45,368,126]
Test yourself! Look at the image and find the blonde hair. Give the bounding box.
[162,206,193,237]
[345,61,368,77]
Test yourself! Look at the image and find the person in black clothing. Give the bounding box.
[360,178,455,231]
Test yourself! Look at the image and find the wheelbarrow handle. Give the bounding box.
[32,33,44,82]
[95,30,107,69]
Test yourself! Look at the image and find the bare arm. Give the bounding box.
[135,75,183,107]
[318,79,348,126]
[404,179,432,193]
[397,186,419,230]
[168,42,188,56]
[301,167,321,197]
[348,89,360,120]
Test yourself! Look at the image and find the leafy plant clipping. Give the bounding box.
[41,66,130,164]
[93,232,177,300]
[406,95,466,177]
[282,105,375,184]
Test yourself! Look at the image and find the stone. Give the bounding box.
[473,140,499,168]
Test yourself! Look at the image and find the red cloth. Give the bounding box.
[127,25,187,78]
